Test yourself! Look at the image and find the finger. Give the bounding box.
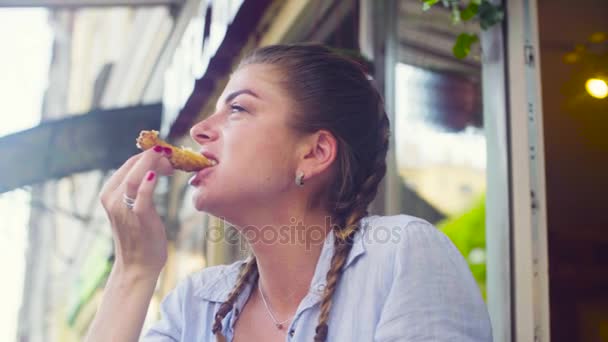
[121,146,164,200]
[157,147,175,176]
[132,170,164,235]
[133,170,157,215]
[100,153,142,199]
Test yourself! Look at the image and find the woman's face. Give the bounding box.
[189,64,304,223]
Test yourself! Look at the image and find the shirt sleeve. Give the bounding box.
[140,279,185,341]
[374,219,493,342]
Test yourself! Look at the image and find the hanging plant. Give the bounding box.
[422,0,505,59]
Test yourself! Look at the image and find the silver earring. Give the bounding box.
[295,171,305,187]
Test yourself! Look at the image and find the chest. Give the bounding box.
[194,259,390,341]
[231,297,290,342]
[228,282,384,342]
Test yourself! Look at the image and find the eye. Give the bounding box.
[229,103,246,114]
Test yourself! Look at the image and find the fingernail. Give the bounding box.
[163,147,172,155]
[147,171,156,181]
[153,145,163,153]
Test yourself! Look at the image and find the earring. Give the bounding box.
[295,171,305,187]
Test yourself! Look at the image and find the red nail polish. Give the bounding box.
[147,171,156,181]
[163,147,172,155]
[153,145,163,153]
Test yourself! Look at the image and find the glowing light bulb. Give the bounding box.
[585,78,608,99]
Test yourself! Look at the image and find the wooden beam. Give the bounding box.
[0,104,162,193]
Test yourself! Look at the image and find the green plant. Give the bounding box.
[438,195,487,299]
[422,0,505,59]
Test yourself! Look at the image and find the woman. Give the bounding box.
[85,44,492,342]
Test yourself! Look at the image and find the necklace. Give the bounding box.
[257,281,293,330]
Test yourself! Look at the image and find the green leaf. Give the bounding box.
[452,6,462,24]
[453,33,479,59]
[478,0,505,30]
[422,0,440,11]
[461,1,480,21]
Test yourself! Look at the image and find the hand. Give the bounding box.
[99,145,175,278]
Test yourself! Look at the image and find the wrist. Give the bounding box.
[110,264,161,289]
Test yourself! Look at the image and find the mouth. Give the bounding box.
[189,152,219,187]
[201,151,219,166]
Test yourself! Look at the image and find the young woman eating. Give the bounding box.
[85,44,492,342]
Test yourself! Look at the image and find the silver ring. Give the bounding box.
[122,193,136,210]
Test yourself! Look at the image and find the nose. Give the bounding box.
[190,116,219,145]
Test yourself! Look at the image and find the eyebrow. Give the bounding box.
[224,89,260,104]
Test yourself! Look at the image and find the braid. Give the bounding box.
[313,95,390,342]
[219,44,391,341]
[312,221,355,342]
[212,257,259,339]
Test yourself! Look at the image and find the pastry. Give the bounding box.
[136,130,216,172]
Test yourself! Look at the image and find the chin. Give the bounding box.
[193,200,206,212]
[192,190,212,212]
[192,191,226,218]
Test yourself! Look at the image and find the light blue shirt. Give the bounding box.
[143,214,493,341]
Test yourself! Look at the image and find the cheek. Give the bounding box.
[193,135,295,214]
[228,135,294,186]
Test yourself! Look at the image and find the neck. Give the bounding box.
[236,208,334,316]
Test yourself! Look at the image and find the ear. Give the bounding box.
[297,129,338,181]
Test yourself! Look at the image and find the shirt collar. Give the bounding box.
[193,215,374,303]
[308,215,371,291]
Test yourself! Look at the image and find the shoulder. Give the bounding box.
[363,215,492,340]
[360,214,453,257]
[156,258,247,308]
[360,214,485,307]
[143,260,247,340]
[184,258,247,302]
[362,213,438,233]
[358,214,469,279]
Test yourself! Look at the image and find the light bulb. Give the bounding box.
[585,78,608,99]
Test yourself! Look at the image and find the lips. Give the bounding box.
[189,151,219,187]
[200,151,219,166]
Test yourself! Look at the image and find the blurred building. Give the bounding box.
[16,4,174,342]
[3,0,606,342]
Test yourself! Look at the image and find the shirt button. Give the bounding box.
[316,283,326,293]
[289,329,295,337]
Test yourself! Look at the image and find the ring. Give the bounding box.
[122,193,136,210]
